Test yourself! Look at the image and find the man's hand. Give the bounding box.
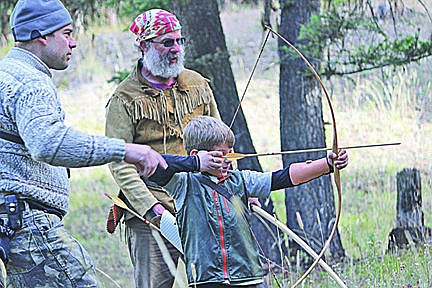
[248,197,261,212]
[144,203,166,227]
[152,203,166,216]
[124,143,167,177]
[327,149,348,170]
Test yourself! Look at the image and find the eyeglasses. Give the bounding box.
[148,37,186,47]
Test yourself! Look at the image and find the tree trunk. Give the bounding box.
[171,0,259,170]
[388,168,431,252]
[279,0,345,266]
[171,0,285,265]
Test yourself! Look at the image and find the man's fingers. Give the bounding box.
[136,156,166,177]
[136,162,149,177]
[124,144,167,175]
[140,164,157,178]
[158,155,168,169]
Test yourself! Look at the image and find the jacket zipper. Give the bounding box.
[217,178,231,213]
[212,189,229,279]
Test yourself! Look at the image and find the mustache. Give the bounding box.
[144,46,185,78]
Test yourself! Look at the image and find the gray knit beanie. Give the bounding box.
[10,0,72,41]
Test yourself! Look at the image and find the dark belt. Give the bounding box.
[0,199,63,219]
[25,199,64,219]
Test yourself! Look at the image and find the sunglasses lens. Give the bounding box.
[156,38,186,47]
[163,39,175,47]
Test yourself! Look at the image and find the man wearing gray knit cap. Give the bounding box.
[0,0,167,286]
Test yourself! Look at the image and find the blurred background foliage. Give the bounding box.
[1,0,430,79]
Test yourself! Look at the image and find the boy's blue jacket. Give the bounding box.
[149,155,278,286]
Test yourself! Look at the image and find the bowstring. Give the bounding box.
[224,27,297,286]
[223,183,284,288]
[227,29,271,131]
[223,27,287,285]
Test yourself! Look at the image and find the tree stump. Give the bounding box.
[387,168,431,252]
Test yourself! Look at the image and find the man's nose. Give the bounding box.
[69,37,77,49]
[170,40,181,53]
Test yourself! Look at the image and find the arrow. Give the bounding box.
[225,142,401,160]
[104,193,183,253]
[104,193,158,229]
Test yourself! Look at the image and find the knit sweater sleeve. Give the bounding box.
[15,83,125,167]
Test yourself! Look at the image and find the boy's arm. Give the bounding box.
[148,151,224,186]
[149,155,200,186]
[289,157,332,185]
[271,149,348,190]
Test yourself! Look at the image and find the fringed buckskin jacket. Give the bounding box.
[105,60,220,220]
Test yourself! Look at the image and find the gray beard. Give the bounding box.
[143,45,185,78]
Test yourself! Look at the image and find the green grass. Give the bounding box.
[9,4,429,288]
[65,167,133,287]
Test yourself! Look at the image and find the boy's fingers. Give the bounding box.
[334,155,348,169]
[327,152,336,166]
[210,151,224,157]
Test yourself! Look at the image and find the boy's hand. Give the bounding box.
[197,150,224,173]
[327,149,348,170]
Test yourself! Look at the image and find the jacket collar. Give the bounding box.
[202,172,233,184]
[7,47,52,78]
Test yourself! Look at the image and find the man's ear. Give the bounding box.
[139,40,149,52]
[36,36,48,45]
[190,149,199,156]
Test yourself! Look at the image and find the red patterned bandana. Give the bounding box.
[130,9,182,45]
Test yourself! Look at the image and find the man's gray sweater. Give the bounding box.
[0,47,125,215]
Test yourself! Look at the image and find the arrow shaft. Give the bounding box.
[228,142,400,159]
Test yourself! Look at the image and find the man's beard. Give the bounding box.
[143,45,185,78]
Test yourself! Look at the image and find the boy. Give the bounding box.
[149,116,348,287]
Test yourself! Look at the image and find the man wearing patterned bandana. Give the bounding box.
[105,9,220,288]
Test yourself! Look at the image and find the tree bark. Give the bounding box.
[388,168,431,252]
[171,0,285,265]
[279,0,345,265]
[171,0,259,170]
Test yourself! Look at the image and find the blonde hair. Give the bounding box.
[183,116,235,154]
